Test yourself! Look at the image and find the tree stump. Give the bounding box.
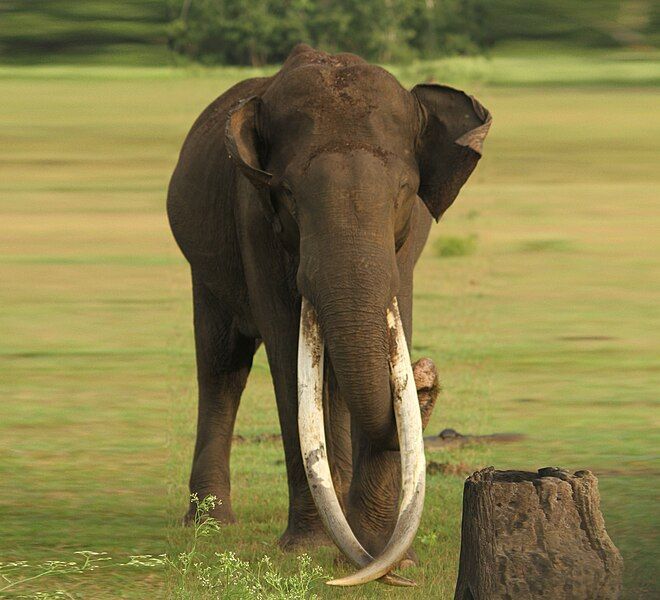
[454,467,623,600]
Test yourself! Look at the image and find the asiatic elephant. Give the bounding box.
[167,43,491,586]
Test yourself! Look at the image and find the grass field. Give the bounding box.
[0,60,658,598]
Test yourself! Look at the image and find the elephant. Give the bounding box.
[167,43,491,586]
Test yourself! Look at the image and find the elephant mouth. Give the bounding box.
[297,297,426,587]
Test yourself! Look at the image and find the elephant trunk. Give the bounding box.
[296,238,426,586]
[316,277,396,447]
[297,235,398,445]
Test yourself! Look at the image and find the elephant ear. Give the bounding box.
[225,96,273,189]
[412,84,492,221]
[226,96,283,229]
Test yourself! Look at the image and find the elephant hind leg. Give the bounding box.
[184,278,257,526]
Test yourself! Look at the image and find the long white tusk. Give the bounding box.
[326,297,426,586]
[297,297,415,587]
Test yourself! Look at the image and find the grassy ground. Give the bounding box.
[0,63,658,598]
[1,47,659,86]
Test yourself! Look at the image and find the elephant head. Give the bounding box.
[226,44,491,585]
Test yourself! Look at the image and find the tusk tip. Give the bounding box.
[325,573,417,587]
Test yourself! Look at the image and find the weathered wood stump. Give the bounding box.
[454,467,623,600]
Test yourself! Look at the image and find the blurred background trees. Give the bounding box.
[0,0,656,65]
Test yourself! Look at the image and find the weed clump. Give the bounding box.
[146,494,327,599]
[0,495,325,599]
[434,234,477,258]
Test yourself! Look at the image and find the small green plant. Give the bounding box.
[0,551,112,596]
[179,552,325,600]
[161,494,326,599]
[434,234,477,258]
[0,495,324,599]
[418,531,439,547]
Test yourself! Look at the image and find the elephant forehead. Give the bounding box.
[263,63,414,135]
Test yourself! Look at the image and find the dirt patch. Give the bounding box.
[589,466,660,478]
[303,51,352,69]
[333,67,359,91]
[233,433,281,444]
[424,428,526,450]
[304,139,392,172]
[427,461,473,476]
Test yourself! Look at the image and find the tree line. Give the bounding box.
[0,0,656,66]
[167,0,658,65]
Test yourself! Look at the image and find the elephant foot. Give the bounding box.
[413,357,439,430]
[182,495,237,526]
[398,546,419,568]
[278,523,332,551]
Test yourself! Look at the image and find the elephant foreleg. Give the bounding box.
[184,278,256,525]
[265,334,332,550]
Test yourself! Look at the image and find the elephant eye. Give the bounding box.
[395,180,411,209]
[275,185,297,220]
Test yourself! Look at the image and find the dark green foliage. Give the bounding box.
[406,0,487,58]
[480,0,634,48]
[0,0,656,65]
[166,0,658,65]
[168,0,488,65]
[0,0,172,64]
[646,2,660,46]
[167,0,314,66]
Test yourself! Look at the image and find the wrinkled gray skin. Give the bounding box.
[167,44,490,559]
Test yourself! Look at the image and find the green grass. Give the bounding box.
[0,66,658,598]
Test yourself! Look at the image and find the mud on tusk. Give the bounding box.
[297,297,415,587]
[326,297,426,587]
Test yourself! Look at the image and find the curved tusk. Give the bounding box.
[326,297,426,587]
[297,297,415,587]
